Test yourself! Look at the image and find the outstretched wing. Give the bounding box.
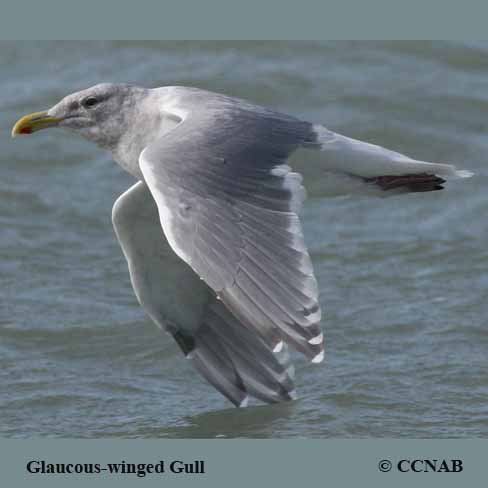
[139,101,323,361]
[112,182,297,406]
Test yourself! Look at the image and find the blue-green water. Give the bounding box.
[1,41,487,438]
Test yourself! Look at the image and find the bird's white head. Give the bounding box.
[11,83,147,150]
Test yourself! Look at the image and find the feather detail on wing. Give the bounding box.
[112,181,299,406]
[139,101,323,361]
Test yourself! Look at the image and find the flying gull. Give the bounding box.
[12,84,472,407]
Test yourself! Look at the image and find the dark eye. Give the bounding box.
[82,96,99,108]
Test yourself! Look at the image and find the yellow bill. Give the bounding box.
[11,111,62,138]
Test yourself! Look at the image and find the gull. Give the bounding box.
[12,83,472,407]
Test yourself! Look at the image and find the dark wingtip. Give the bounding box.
[365,173,447,193]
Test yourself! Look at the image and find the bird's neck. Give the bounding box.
[111,137,147,180]
[109,90,175,180]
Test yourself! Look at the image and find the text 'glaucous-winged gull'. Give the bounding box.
[12,84,472,407]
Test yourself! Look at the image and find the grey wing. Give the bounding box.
[139,106,324,362]
[112,182,297,406]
